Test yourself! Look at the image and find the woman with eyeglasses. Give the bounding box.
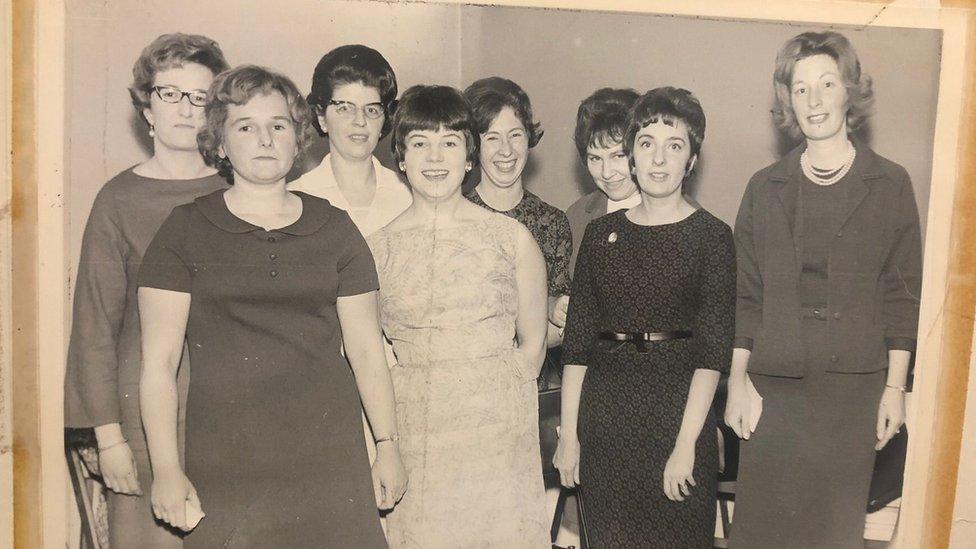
[63,33,228,547]
[289,44,410,237]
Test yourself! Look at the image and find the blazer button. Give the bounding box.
[836,230,844,238]
[267,236,276,243]
[830,355,839,363]
[270,253,278,260]
[833,312,841,320]
[270,270,278,278]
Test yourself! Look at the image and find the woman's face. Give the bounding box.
[143,62,215,152]
[319,81,384,162]
[586,141,638,202]
[219,92,299,186]
[478,106,529,189]
[631,118,696,200]
[400,126,471,202]
[790,53,850,142]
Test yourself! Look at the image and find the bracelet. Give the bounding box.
[885,384,907,393]
[374,433,400,445]
[97,438,128,452]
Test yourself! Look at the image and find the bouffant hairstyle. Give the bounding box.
[128,33,229,116]
[306,45,398,138]
[197,65,315,181]
[390,85,480,170]
[623,87,706,175]
[772,31,874,140]
[574,88,640,163]
[463,77,543,148]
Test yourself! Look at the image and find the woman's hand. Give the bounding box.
[150,468,199,531]
[553,434,581,488]
[724,374,754,440]
[876,386,906,450]
[98,441,142,496]
[372,442,408,510]
[548,295,570,329]
[663,443,696,502]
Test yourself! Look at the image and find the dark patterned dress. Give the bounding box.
[465,188,572,297]
[561,209,735,547]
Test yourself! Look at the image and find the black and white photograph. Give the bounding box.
[8,0,976,547]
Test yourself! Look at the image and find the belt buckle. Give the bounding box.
[634,338,649,354]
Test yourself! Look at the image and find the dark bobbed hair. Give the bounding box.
[462,77,543,148]
[197,65,315,181]
[574,88,640,163]
[391,85,479,170]
[623,87,706,175]
[772,31,874,140]
[306,45,398,138]
[129,33,229,116]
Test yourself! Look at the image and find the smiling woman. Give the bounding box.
[368,84,551,547]
[136,65,407,548]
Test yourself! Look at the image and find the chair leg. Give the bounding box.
[66,446,100,549]
[550,486,569,542]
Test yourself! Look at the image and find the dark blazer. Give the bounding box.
[734,140,922,377]
[566,190,608,277]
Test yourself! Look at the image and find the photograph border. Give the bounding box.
[8,1,976,547]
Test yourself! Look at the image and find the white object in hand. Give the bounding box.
[185,498,206,530]
[746,374,762,433]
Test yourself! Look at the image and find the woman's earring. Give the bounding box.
[465,163,472,172]
[148,124,155,138]
[399,162,406,172]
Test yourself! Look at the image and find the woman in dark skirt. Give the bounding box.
[554,87,735,547]
[725,31,922,549]
[138,65,407,547]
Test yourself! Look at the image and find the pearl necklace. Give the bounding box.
[801,141,856,186]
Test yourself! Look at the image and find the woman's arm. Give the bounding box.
[514,224,549,378]
[138,286,197,530]
[876,349,911,450]
[554,364,586,487]
[725,348,755,439]
[665,369,721,501]
[337,291,407,509]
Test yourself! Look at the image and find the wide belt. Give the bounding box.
[597,331,692,353]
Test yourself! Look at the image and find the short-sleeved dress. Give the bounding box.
[138,190,386,548]
[561,209,735,548]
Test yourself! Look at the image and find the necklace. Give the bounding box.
[801,141,856,186]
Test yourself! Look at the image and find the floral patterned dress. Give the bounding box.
[368,213,549,549]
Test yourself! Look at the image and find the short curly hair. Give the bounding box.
[306,45,398,138]
[390,85,479,170]
[463,77,543,149]
[623,87,706,177]
[574,88,640,163]
[128,33,229,115]
[772,31,874,140]
[197,65,315,181]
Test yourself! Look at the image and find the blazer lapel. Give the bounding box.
[836,140,877,231]
[584,192,608,218]
[771,144,804,248]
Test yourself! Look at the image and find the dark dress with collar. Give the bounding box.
[138,190,387,548]
[561,209,735,547]
[730,142,922,549]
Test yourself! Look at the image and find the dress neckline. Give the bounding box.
[620,208,702,228]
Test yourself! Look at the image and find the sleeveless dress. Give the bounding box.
[367,213,549,549]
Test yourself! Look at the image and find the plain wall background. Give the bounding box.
[66,0,941,280]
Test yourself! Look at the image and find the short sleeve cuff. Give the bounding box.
[734,336,754,350]
[885,337,916,353]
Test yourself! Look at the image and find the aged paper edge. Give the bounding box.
[8,0,976,547]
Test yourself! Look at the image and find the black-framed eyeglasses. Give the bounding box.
[327,100,385,120]
[152,85,209,107]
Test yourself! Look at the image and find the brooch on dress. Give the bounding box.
[607,231,618,244]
